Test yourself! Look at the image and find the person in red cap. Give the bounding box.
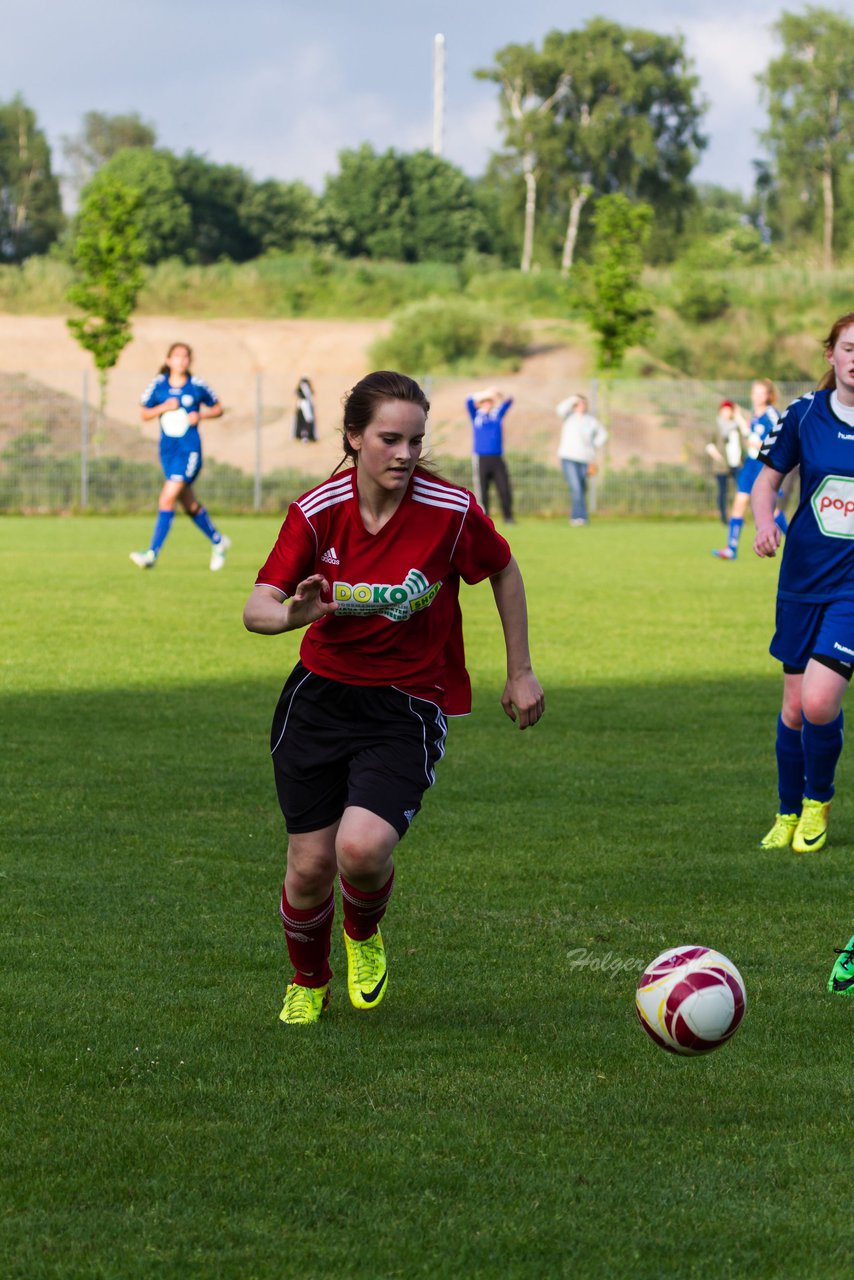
[705,399,748,524]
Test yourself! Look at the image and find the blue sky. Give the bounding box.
[4,0,853,201]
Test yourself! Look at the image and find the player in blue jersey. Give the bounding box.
[752,312,854,856]
[713,378,785,560]
[130,342,230,570]
[466,387,514,523]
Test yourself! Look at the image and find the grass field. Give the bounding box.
[3,515,854,1279]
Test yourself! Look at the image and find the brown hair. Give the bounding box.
[753,377,777,406]
[159,342,192,377]
[818,312,854,391]
[335,370,430,471]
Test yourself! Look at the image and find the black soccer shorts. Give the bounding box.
[270,662,448,838]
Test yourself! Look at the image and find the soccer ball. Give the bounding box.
[635,945,746,1056]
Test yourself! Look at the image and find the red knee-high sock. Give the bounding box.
[279,885,334,987]
[340,869,395,941]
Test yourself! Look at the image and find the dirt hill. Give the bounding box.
[0,315,687,473]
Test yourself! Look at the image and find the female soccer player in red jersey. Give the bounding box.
[753,313,854,857]
[243,370,545,1025]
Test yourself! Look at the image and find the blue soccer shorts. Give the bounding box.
[770,598,854,680]
[736,457,764,495]
[159,438,202,483]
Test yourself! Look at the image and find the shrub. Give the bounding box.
[369,297,529,374]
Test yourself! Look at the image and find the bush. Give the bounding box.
[369,297,529,374]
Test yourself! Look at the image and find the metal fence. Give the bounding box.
[0,368,813,517]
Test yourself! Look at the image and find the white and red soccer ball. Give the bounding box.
[635,945,746,1056]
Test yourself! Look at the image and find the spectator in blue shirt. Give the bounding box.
[465,387,514,523]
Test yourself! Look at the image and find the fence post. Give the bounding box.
[254,372,262,512]
[81,370,89,510]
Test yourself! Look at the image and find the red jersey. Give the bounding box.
[255,467,512,714]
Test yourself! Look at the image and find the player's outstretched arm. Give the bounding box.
[489,557,545,730]
[751,465,784,558]
[243,577,338,634]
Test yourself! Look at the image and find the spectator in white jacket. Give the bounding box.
[556,394,608,525]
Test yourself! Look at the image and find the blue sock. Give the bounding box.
[802,712,844,802]
[774,511,789,535]
[190,506,220,543]
[776,715,804,814]
[150,510,174,555]
[727,517,743,556]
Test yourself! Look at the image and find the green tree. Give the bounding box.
[583,195,653,369]
[66,179,144,414]
[79,149,191,263]
[239,178,322,253]
[476,45,569,271]
[323,145,411,259]
[323,144,489,263]
[758,6,854,266]
[403,151,490,262]
[62,110,156,193]
[170,153,256,263]
[478,22,706,274]
[0,95,63,262]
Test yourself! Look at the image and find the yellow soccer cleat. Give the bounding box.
[278,981,330,1025]
[759,812,799,850]
[792,797,831,854]
[344,927,388,1010]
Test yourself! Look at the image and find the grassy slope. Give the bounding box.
[3,516,854,1278]
[4,252,854,381]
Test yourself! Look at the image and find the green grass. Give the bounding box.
[3,516,854,1278]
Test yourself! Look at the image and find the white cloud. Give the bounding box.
[677,10,780,190]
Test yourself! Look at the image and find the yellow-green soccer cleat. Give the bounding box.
[792,797,831,854]
[344,927,388,1010]
[759,812,800,850]
[828,933,854,995]
[278,981,330,1025]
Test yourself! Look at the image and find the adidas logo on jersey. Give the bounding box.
[320,546,340,565]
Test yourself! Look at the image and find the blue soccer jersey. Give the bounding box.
[140,374,219,441]
[760,389,854,603]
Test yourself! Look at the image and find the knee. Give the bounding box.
[336,832,384,881]
[801,692,841,726]
[286,864,333,901]
[781,698,803,730]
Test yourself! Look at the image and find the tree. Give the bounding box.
[758,7,854,267]
[79,149,191,263]
[583,195,653,370]
[323,144,490,262]
[476,45,569,271]
[62,110,156,193]
[170,153,256,263]
[66,178,144,414]
[478,22,706,273]
[0,95,63,262]
[239,178,322,253]
[403,151,490,262]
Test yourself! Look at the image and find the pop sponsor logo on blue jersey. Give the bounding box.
[812,476,854,539]
[763,389,854,601]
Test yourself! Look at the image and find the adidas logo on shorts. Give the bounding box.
[320,546,340,565]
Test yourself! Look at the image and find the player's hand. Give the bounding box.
[161,397,180,412]
[753,522,781,558]
[187,411,200,425]
[501,670,545,729]
[287,574,338,629]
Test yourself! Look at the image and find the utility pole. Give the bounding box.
[432,33,445,156]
